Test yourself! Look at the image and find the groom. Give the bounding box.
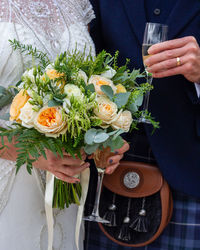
[85,0,200,249]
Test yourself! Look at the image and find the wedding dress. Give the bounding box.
[0,0,95,249]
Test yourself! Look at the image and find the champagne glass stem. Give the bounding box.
[90,168,105,218]
[143,71,153,111]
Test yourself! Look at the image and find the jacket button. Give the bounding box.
[154,8,161,15]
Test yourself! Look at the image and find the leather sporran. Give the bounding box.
[98,161,173,247]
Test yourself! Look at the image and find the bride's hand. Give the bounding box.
[33,149,90,183]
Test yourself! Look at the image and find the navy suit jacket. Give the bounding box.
[90,0,200,197]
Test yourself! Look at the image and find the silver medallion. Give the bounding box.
[123,172,140,189]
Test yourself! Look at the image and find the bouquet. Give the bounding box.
[0,40,158,209]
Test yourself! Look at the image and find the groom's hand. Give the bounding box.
[105,141,130,175]
[33,149,90,183]
[144,36,200,83]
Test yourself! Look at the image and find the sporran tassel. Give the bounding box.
[117,198,132,242]
[130,197,148,232]
[103,193,117,227]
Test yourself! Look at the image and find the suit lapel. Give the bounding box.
[121,0,146,45]
[121,0,200,44]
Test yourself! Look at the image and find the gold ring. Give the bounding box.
[176,57,181,66]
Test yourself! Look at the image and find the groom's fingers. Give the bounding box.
[114,141,130,155]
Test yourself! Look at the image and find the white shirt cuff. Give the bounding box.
[194,83,200,98]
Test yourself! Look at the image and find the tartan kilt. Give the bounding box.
[84,189,200,250]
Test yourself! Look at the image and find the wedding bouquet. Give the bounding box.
[0,40,158,209]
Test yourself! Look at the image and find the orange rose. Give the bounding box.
[43,69,66,89]
[10,89,30,121]
[34,106,67,137]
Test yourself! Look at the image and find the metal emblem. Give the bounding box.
[123,171,140,189]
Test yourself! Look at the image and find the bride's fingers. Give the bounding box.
[60,162,90,177]
[53,171,80,183]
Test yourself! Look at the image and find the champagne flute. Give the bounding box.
[83,147,114,223]
[139,22,168,123]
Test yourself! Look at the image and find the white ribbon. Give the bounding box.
[75,168,90,250]
[44,168,90,250]
[45,171,55,250]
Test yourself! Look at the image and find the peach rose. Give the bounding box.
[88,75,116,95]
[10,89,30,121]
[94,96,118,127]
[111,110,132,132]
[34,106,67,138]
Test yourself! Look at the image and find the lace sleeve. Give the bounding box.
[78,0,95,25]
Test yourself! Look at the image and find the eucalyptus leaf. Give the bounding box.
[135,94,144,106]
[48,99,60,107]
[84,143,99,155]
[114,92,131,109]
[86,84,95,93]
[0,86,13,108]
[0,113,10,121]
[101,85,114,100]
[108,135,124,152]
[94,132,109,143]
[84,128,98,145]
[127,102,138,113]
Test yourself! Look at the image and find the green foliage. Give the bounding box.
[9,39,50,69]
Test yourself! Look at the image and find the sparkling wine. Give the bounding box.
[142,44,152,66]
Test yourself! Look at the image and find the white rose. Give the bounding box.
[111,110,133,132]
[34,106,67,138]
[18,101,37,128]
[64,84,84,101]
[94,96,118,127]
[88,75,116,96]
[101,66,116,79]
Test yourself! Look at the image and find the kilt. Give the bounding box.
[84,189,200,250]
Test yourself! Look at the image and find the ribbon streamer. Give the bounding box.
[45,171,55,250]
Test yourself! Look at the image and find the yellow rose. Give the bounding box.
[116,84,127,93]
[34,107,67,137]
[111,110,133,132]
[88,75,116,95]
[10,89,30,121]
[94,96,118,127]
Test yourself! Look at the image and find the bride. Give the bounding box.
[0,0,95,249]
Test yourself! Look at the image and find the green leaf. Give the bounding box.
[135,94,143,106]
[84,143,99,155]
[114,92,131,109]
[94,132,109,143]
[108,135,124,152]
[0,113,10,121]
[48,99,60,107]
[127,102,138,113]
[101,85,114,100]
[86,84,95,93]
[84,128,97,145]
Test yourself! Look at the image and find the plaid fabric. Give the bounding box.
[84,189,200,250]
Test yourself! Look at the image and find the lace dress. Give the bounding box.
[0,0,95,249]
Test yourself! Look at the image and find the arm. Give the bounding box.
[0,138,90,183]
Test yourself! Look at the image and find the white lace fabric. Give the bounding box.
[0,1,95,249]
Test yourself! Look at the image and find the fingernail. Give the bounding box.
[114,151,119,154]
[109,159,113,164]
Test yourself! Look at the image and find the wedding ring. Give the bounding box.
[176,57,181,66]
